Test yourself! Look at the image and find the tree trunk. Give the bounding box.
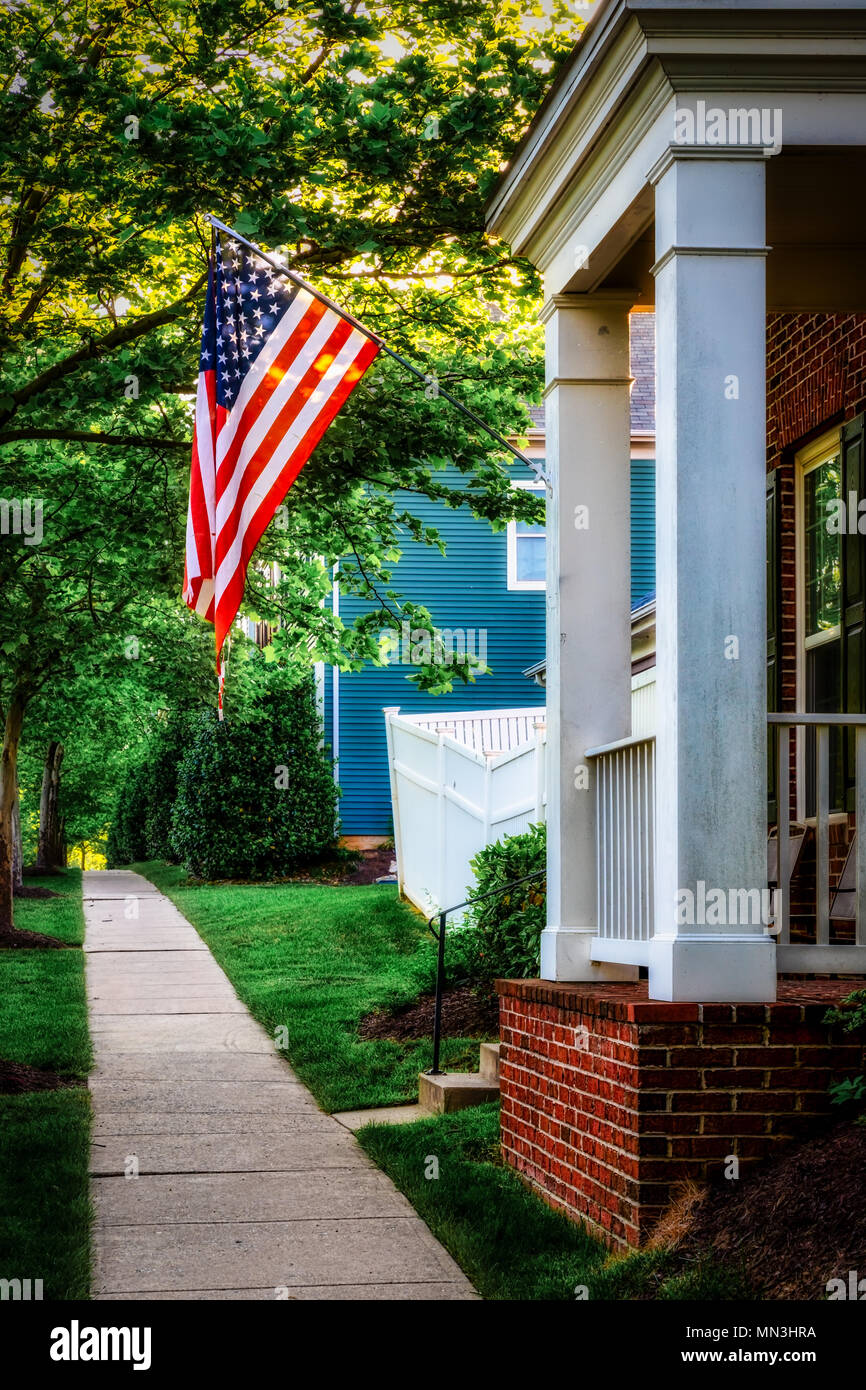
[0,692,26,931]
[11,782,22,894]
[36,741,65,870]
[80,844,86,871]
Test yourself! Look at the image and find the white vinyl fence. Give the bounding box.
[384,676,657,923]
[384,707,547,922]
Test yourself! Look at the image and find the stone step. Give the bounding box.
[479,1042,500,1082]
[418,1071,499,1115]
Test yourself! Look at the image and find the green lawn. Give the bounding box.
[13,868,86,945]
[133,861,490,1112]
[359,1104,750,1301]
[0,869,93,1300]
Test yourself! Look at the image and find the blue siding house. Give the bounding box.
[323,313,656,836]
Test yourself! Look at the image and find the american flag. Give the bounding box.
[183,231,381,657]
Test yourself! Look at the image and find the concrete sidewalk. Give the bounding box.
[85,870,476,1300]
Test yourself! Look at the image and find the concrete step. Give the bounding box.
[479,1042,500,1082]
[418,1071,499,1115]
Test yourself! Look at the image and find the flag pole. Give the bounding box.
[204,214,547,486]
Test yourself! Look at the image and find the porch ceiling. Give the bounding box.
[598,151,866,311]
[487,0,866,310]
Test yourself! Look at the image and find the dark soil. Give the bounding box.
[0,928,68,949]
[293,847,396,886]
[674,1118,866,1299]
[360,986,499,1041]
[198,848,398,889]
[13,884,61,899]
[0,1060,80,1094]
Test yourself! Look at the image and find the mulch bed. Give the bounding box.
[673,1118,866,1299]
[13,885,61,899]
[292,847,396,887]
[196,848,398,890]
[0,928,68,949]
[359,986,499,1040]
[0,1060,80,1095]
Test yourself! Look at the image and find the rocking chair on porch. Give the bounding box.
[767,824,809,889]
[829,833,857,921]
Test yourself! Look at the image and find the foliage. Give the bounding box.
[825,989,866,1111]
[0,0,580,924]
[463,822,546,982]
[141,711,196,862]
[104,760,150,868]
[0,0,574,684]
[169,685,339,879]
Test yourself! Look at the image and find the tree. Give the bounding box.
[35,741,65,870]
[0,0,581,924]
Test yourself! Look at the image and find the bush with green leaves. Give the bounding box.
[105,763,150,867]
[462,823,546,983]
[824,989,866,1112]
[141,713,196,862]
[411,823,547,992]
[169,684,338,880]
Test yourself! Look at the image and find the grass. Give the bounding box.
[0,868,93,1299]
[0,1092,93,1299]
[358,1104,751,1301]
[13,868,86,944]
[132,860,490,1112]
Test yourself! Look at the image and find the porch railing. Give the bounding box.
[585,732,655,967]
[769,714,866,972]
[585,716,866,973]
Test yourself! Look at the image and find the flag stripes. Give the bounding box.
[184,232,380,659]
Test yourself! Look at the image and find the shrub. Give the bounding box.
[410,823,547,992]
[824,989,866,1112]
[169,683,338,879]
[105,762,150,866]
[462,822,546,983]
[141,713,195,861]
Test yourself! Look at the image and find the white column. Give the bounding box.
[540,292,638,982]
[649,147,777,1002]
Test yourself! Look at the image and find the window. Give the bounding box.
[797,431,843,813]
[507,481,545,591]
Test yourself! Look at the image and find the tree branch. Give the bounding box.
[0,271,207,426]
[0,428,190,449]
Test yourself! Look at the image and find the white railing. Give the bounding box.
[410,707,544,753]
[583,713,866,975]
[586,733,656,967]
[770,714,866,972]
[384,707,546,922]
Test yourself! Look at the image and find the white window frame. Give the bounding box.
[507,479,546,591]
[794,426,843,820]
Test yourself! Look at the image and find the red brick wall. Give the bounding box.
[498,978,865,1250]
[766,315,866,914]
[767,312,866,714]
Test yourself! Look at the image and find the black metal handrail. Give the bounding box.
[426,869,546,1075]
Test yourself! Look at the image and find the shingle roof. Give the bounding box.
[525,311,655,436]
[629,311,655,433]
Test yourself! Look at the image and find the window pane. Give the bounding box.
[804,457,841,637]
[517,534,545,582]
